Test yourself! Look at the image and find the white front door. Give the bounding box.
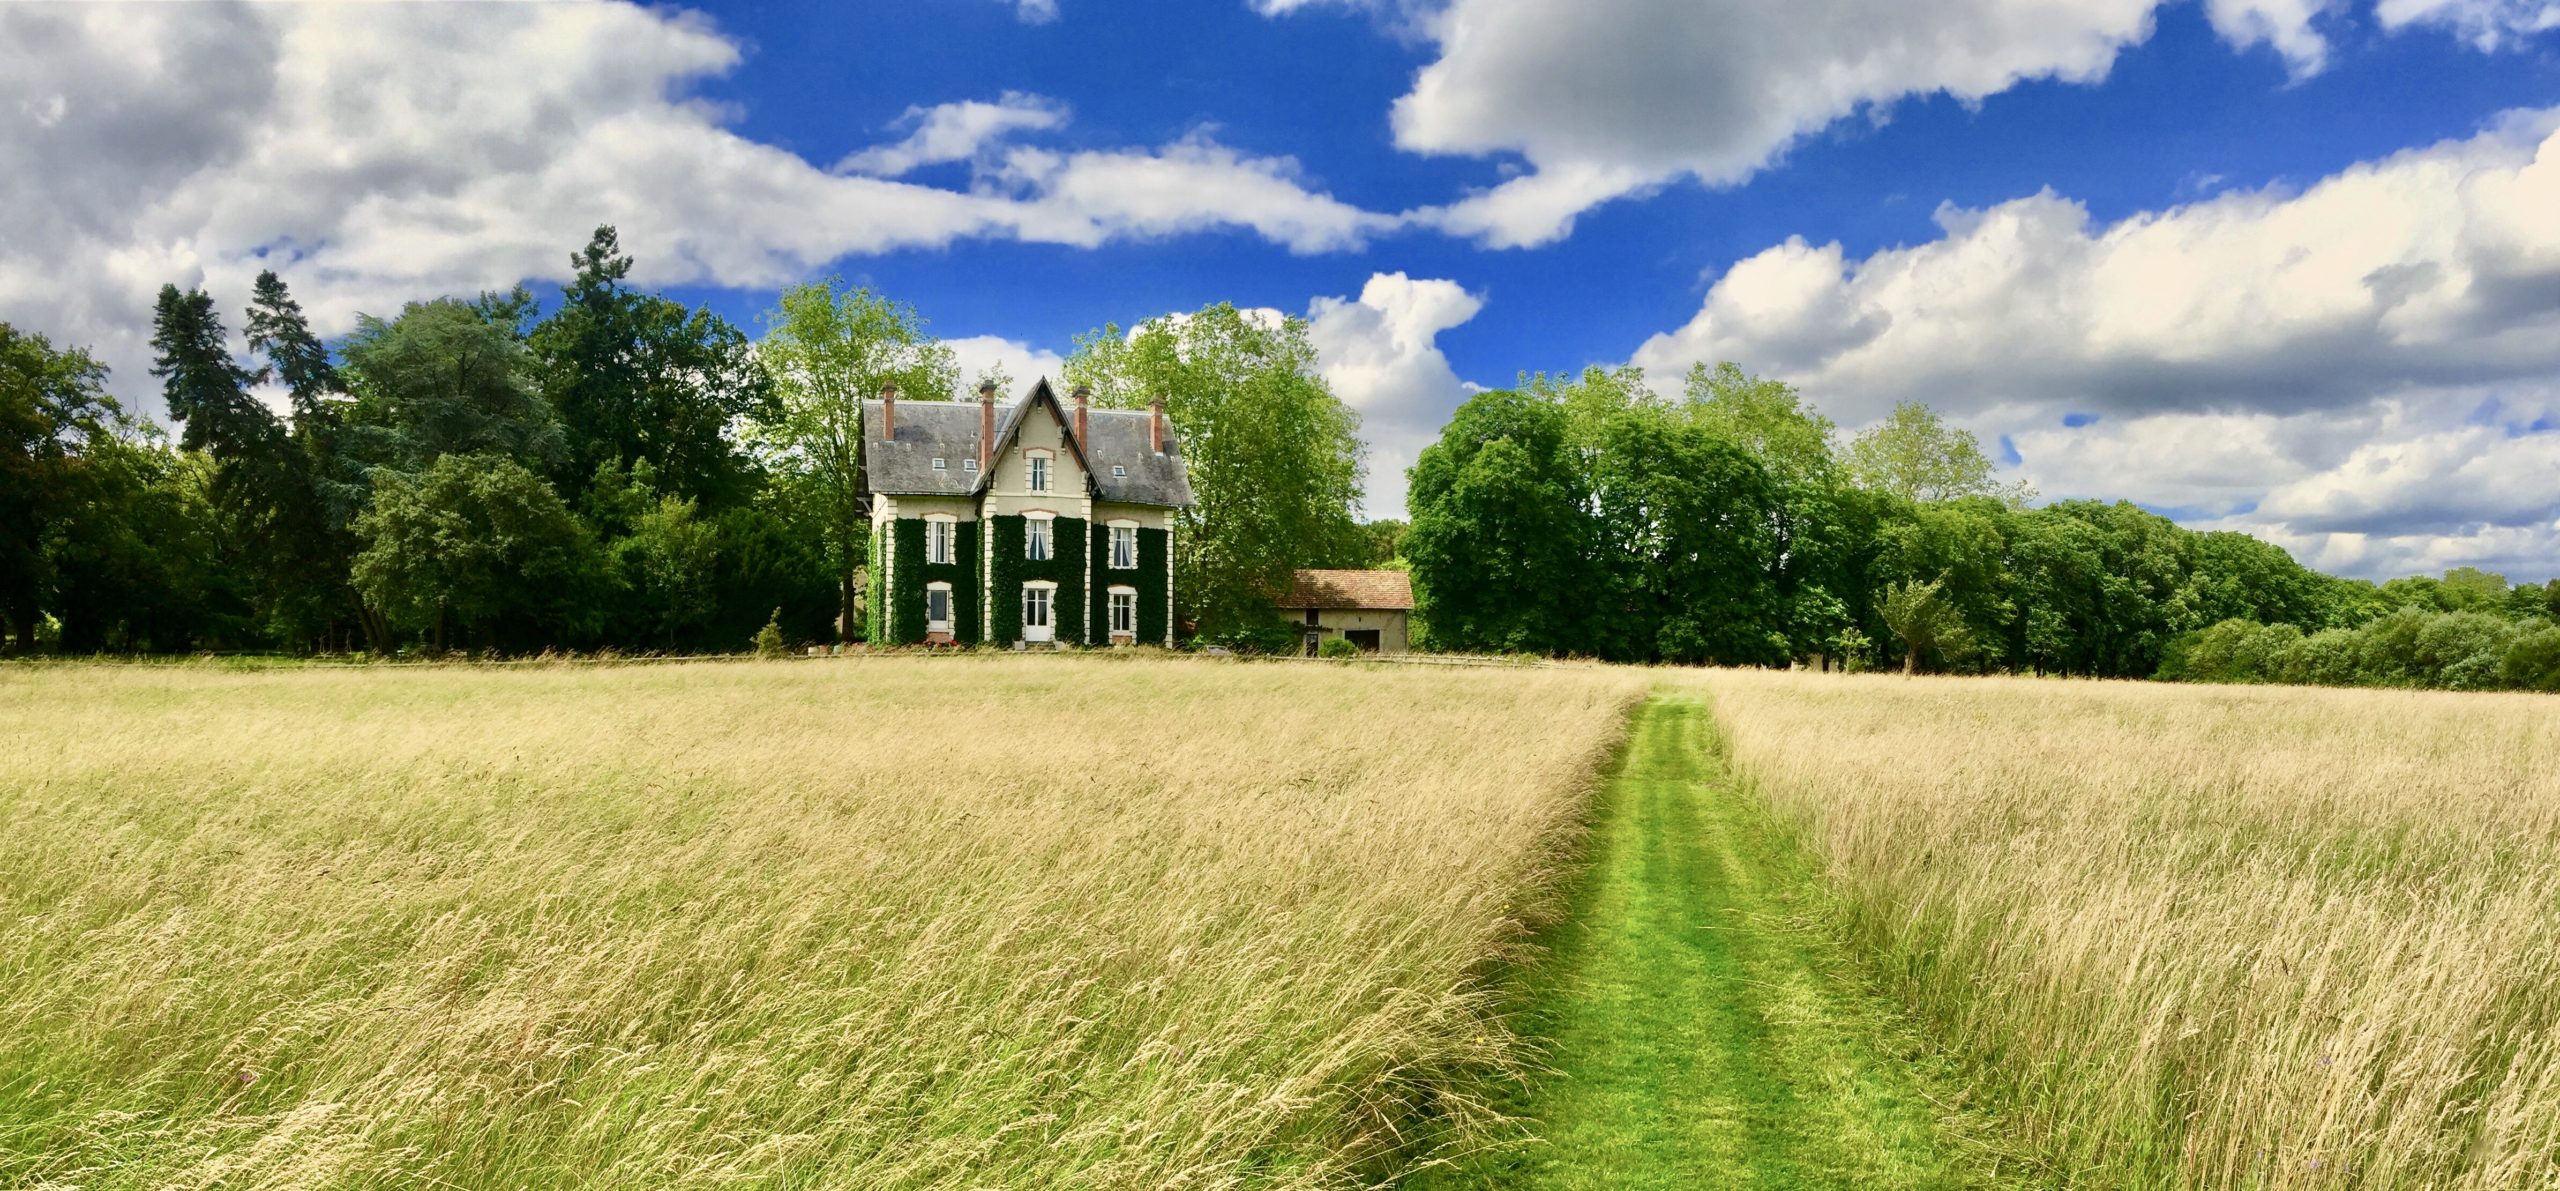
[1022,586,1053,643]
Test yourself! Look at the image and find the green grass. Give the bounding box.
[1413,694,2026,1190]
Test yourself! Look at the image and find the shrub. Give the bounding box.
[2501,625,2560,692]
[2276,627,2365,686]
[752,609,788,659]
[1318,637,1361,660]
[2413,610,2518,690]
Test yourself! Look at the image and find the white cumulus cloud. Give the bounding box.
[0,2,1392,413]
[838,94,1069,177]
[1257,0,2541,247]
[1302,273,1486,516]
[1630,109,2560,579]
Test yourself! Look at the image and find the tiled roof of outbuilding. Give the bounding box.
[1281,569,1415,611]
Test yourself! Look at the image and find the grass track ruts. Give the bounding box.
[1414,693,2021,1190]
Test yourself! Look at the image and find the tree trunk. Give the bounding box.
[840,570,860,643]
[1903,643,1919,675]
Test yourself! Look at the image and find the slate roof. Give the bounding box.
[862,399,987,497]
[863,379,1193,507]
[1081,407,1193,507]
[1281,569,1415,611]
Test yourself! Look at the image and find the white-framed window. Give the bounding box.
[1112,465,1127,477]
[1109,523,1137,569]
[925,516,956,565]
[930,457,946,471]
[1022,583,1055,640]
[925,582,953,631]
[1025,516,1052,561]
[1109,587,1137,636]
[1027,453,1051,492]
[963,458,978,471]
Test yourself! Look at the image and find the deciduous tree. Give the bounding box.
[753,280,957,641]
[1065,304,1365,646]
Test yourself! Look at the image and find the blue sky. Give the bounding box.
[3,0,2557,578]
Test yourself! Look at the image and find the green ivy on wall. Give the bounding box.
[1088,523,1171,645]
[889,518,980,645]
[1138,527,1170,645]
[988,514,1087,645]
[862,524,884,644]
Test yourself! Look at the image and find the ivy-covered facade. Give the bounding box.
[863,378,1191,648]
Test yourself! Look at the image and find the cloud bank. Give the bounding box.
[0,3,1385,409]
[1631,110,2560,579]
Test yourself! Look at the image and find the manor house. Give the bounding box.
[865,379,1190,647]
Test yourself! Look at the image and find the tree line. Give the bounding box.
[1,227,1372,656]
[11,225,2552,683]
[1401,365,2560,691]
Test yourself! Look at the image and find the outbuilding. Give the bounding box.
[1280,569,1414,655]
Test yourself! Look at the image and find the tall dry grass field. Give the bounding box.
[0,656,1642,1189]
[1696,670,2560,1189]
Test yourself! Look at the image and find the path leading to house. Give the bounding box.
[1413,694,2019,1190]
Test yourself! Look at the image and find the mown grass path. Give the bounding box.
[1415,694,2017,1190]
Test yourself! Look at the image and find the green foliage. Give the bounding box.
[986,515,1087,645]
[2158,604,2560,692]
[1406,388,1599,655]
[341,298,562,470]
[532,227,771,509]
[863,524,884,645]
[753,609,788,658]
[3,323,119,650]
[1402,365,2376,674]
[2500,625,2560,692]
[1831,626,1873,673]
[1589,404,1788,665]
[1878,578,1972,674]
[1064,303,1364,644]
[1317,636,1361,659]
[350,454,607,651]
[1138,527,1171,646]
[1846,401,2029,504]
[887,517,980,646]
[618,493,720,650]
[1081,523,1175,647]
[753,279,957,640]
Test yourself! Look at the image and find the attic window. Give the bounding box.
[963,458,978,471]
[1112,465,1127,477]
[931,457,947,471]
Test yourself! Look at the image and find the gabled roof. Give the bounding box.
[1282,569,1414,611]
[1083,407,1193,507]
[863,377,1193,507]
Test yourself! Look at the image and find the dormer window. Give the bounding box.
[931,457,946,471]
[1112,465,1127,478]
[1027,454,1050,493]
[963,458,978,471]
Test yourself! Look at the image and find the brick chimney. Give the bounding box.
[1072,384,1091,448]
[877,382,896,441]
[978,380,998,469]
[1148,397,1166,454]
